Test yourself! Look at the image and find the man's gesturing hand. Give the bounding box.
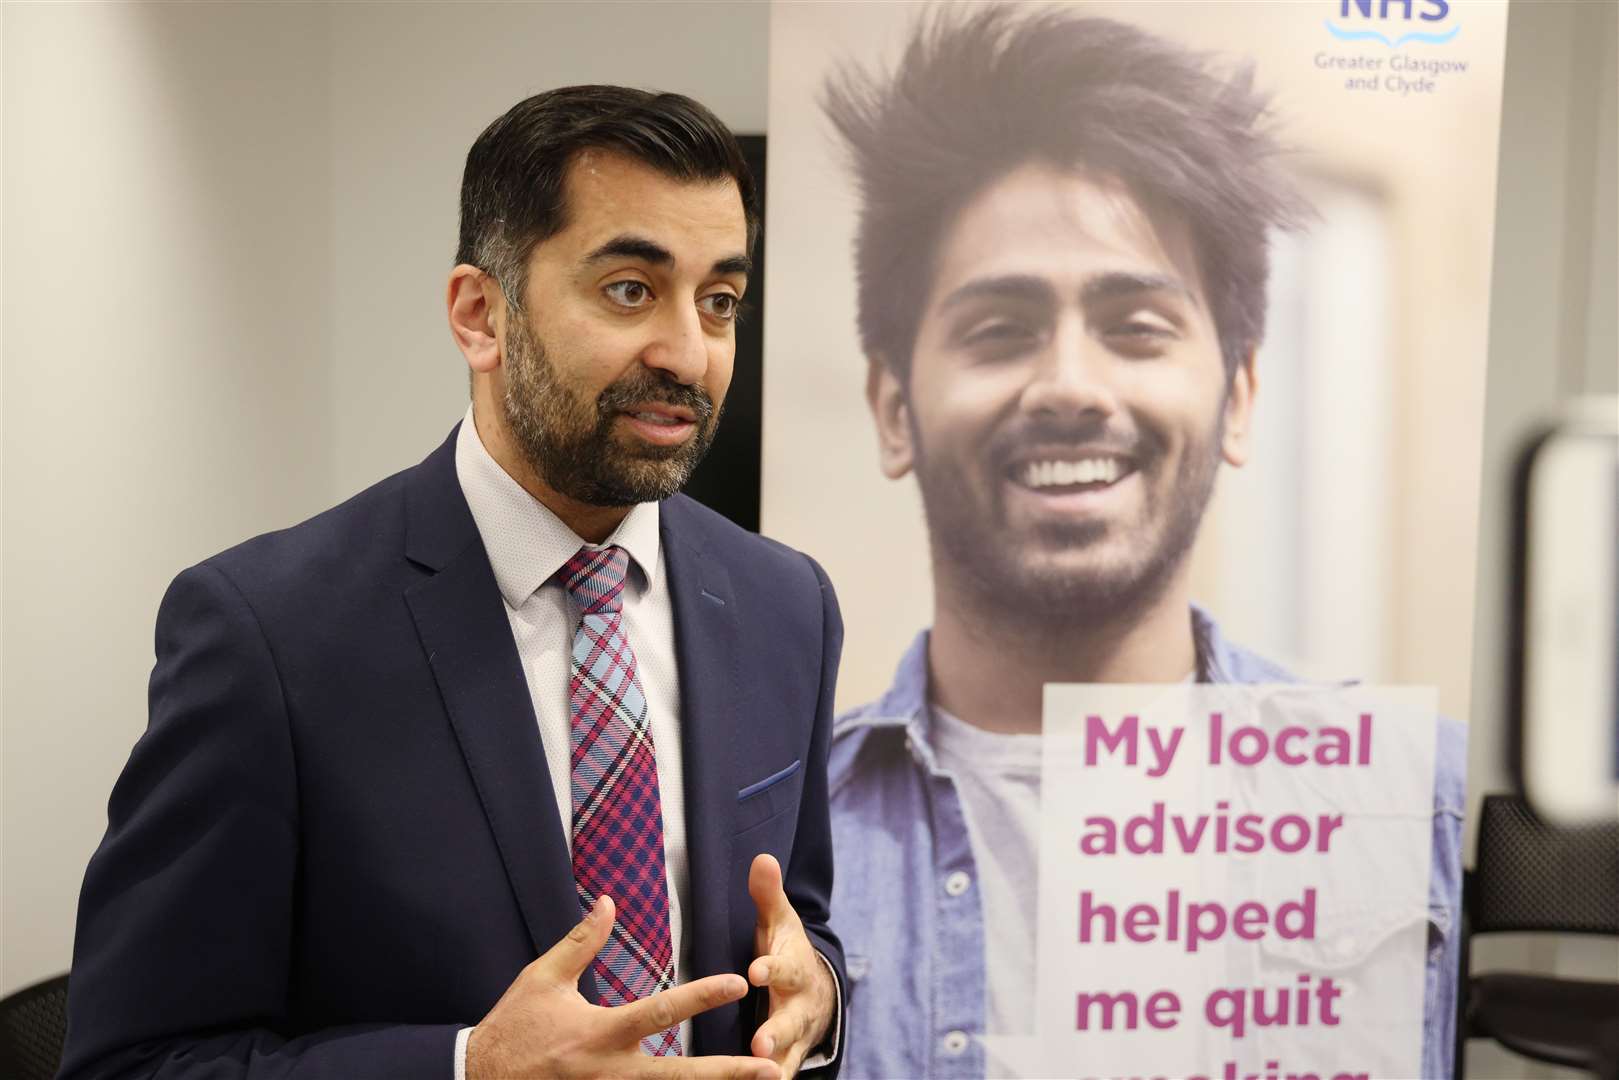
[467,895,780,1080]
[747,854,836,1080]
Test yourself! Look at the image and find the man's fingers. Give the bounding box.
[747,853,796,928]
[537,894,614,985]
[631,1053,781,1080]
[609,973,750,1041]
[750,1003,811,1062]
[747,954,808,992]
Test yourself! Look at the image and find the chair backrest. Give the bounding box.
[1471,794,1619,935]
[0,973,69,1080]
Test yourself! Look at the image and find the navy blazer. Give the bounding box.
[61,426,845,1079]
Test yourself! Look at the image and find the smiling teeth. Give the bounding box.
[1022,458,1123,488]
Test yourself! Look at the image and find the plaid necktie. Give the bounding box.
[556,545,679,1057]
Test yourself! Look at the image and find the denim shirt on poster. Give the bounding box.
[827,607,1467,1080]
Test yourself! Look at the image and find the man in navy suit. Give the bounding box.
[62,86,843,1080]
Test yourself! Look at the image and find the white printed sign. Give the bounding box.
[982,685,1436,1080]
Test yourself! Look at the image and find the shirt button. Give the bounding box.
[942,1030,970,1056]
[944,871,972,897]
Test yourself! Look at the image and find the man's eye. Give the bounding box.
[700,293,739,320]
[961,319,1038,350]
[1112,319,1174,338]
[604,281,653,308]
[1103,318,1178,358]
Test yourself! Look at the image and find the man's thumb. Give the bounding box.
[543,894,614,983]
[748,853,793,925]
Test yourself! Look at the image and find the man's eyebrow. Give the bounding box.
[582,235,674,267]
[936,274,1057,312]
[580,235,751,279]
[1080,271,1193,304]
[935,270,1193,314]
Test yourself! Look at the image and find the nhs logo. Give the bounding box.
[1327,0,1460,46]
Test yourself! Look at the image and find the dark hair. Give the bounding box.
[457,85,758,310]
[822,8,1309,379]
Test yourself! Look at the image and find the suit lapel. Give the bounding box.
[662,498,749,1049]
[401,427,585,984]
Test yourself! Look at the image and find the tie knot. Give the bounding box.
[557,545,630,614]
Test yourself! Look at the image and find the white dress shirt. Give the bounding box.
[452,405,692,1071]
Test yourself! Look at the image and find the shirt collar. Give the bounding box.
[1190,603,1302,684]
[1191,603,1235,683]
[834,629,938,770]
[453,405,661,608]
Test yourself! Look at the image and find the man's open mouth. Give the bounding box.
[627,410,691,427]
[616,404,701,447]
[1011,456,1133,491]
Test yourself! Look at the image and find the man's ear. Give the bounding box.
[1221,347,1258,468]
[866,356,915,480]
[447,265,507,376]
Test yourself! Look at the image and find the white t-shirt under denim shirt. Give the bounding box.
[928,706,1045,1042]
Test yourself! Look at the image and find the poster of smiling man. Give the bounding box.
[760,2,1508,1078]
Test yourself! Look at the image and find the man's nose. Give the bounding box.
[1018,313,1120,419]
[640,302,709,385]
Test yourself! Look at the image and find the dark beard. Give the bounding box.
[501,313,718,507]
[915,411,1222,628]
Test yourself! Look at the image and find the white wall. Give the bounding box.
[1579,0,1618,399]
[1,0,9,980]
[0,0,771,997]
[2,1,336,994]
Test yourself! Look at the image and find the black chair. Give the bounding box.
[1457,794,1619,1077]
[0,972,69,1080]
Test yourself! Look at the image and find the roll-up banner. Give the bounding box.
[763,3,1506,1077]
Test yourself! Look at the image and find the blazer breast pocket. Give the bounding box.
[733,758,803,834]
